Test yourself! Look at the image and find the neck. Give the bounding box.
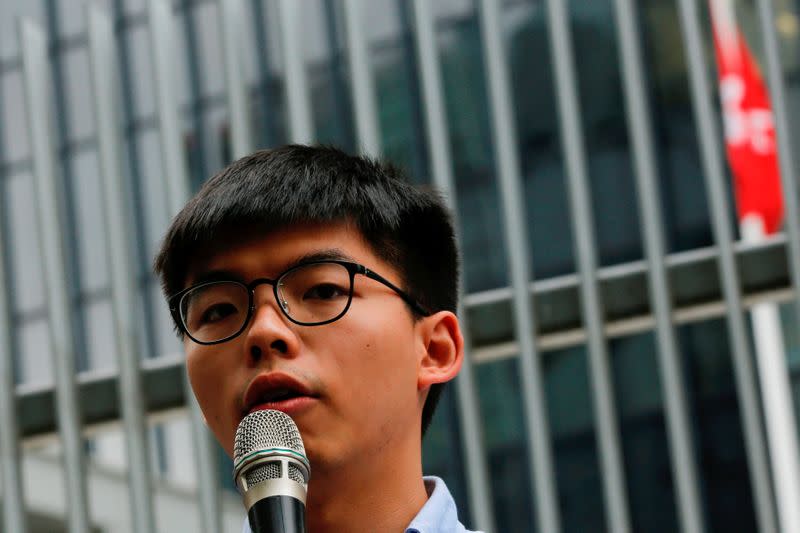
[304,440,428,533]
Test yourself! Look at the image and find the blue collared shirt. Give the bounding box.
[241,476,482,533]
[406,476,481,533]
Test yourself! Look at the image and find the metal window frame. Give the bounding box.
[20,17,91,533]
[147,2,222,532]
[87,6,156,533]
[3,3,800,533]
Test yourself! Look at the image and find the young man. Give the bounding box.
[155,145,482,533]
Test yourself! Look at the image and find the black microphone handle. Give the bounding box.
[248,495,306,533]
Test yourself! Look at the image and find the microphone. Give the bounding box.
[233,409,310,533]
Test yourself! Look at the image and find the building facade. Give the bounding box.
[1,0,800,532]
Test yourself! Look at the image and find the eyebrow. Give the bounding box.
[187,248,356,287]
[289,249,354,266]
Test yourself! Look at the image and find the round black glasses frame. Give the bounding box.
[169,260,431,345]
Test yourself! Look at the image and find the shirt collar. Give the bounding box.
[405,476,461,533]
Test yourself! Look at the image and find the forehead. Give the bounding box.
[184,222,392,286]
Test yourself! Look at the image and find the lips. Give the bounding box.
[242,372,318,417]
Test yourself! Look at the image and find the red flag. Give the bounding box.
[710,1,783,234]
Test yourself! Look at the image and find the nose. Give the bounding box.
[242,286,300,366]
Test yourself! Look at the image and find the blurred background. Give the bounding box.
[1,0,800,532]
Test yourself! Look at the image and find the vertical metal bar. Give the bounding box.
[475,2,561,532]
[149,0,192,210]
[87,6,156,533]
[0,194,27,533]
[675,2,778,532]
[276,0,314,145]
[753,2,800,531]
[0,30,27,532]
[19,18,90,533]
[111,0,162,371]
[181,2,209,189]
[397,0,429,183]
[43,0,91,375]
[147,3,222,533]
[220,0,255,158]
[542,2,631,532]
[610,2,706,532]
[341,0,381,156]
[250,0,278,147]
[323,0,352,148]
[409,2,496,531]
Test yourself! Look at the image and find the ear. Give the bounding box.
[416,311,464,391]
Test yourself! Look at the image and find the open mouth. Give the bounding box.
[257,387,305,404]
[243,373,317,416]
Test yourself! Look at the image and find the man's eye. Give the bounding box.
[303,283,347,301]
[200,303,238,323]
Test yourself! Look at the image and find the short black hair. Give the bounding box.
[154,145,459,436]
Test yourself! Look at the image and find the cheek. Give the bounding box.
[185,345,239,445]
[343,328,419,407]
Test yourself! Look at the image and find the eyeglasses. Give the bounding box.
[169,260,430,345]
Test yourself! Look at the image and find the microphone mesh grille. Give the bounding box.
[233,409,306,464]
[245,462,282,485]
[288,465,305,484]
[244,462,307,486]
[245,462,281,485]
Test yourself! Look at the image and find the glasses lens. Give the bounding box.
[278,262,352,324]
[181,281,249,343]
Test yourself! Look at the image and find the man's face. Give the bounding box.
[183,222,430,473]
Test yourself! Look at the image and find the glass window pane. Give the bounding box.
[505,3,580,280]
[91,427,128,471]
[587,152,641,265]
[439,12,509,292]
[199,104,227,181]
[0,8,16,63]
[136,127,171,261]
[248,0,289,148]
[150,280,180,358]
[5,171,46,312]
[610,333,678,532]
[776,0,800,73]
[62,47,96,142]
[422,385,472,527]
[191,2,225,100]
[543,346,606,533]
[71,149,110,293]
[230,0,260,89]
[126,24,157,121]
[679,318,759,532]
[122,0,147,18]
[134,276,154,360]
[433,0,473,19]
[160,415,197,486]
[1,71,32,162]
[372,1,430,185]
[475,357,536,532]
[18,318,53,386]
[308,0,356,152]
[778,302,800,445]
[0,3,46,63]
[85,298,116,372]
[297,0,331,65]
[575,3,643,266]
[55,0,86,38]
[362,0,402,42]
[172,9,193,110]
[638,1,713,253]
